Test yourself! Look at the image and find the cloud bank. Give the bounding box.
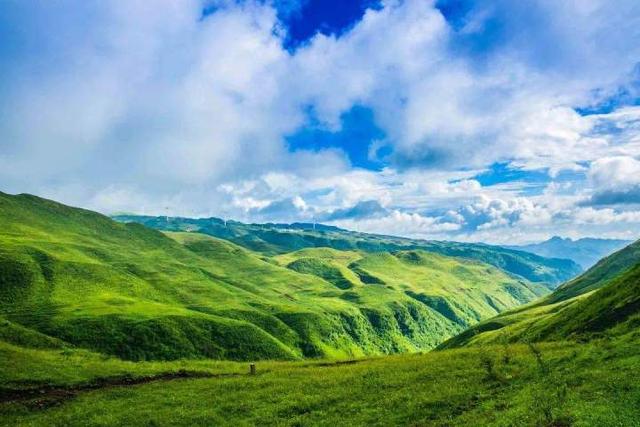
[1,0,640,243]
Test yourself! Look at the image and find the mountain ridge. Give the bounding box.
[505,235,632,269]
[113,214,582,287]
[439,238,640,348]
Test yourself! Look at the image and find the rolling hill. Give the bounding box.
[0,192,553,362]
[273,247,548,328]
[439,239,640,348]
[2,193,640,426]
[505,236,632,269]
[113,215,582,287]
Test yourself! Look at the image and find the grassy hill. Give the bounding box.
[114,215,582,287]
[549,239,640,303]
[274,248,548,328]
[439,240,640,348]
[0,192,548,361]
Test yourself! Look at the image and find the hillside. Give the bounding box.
[274,248,548,328]
[113,215,582,287]
[549,239,640,303]
[0,192,547,361]
[439,239,640,348]
[505,236,632,269]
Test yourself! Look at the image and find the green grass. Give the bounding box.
[0,192,549,361]
[0,340,244,388]
[276,248,549,328]
[439,239,640,349]
[1,193,640,426]
[1,336,639,426]
[550,239,640,303]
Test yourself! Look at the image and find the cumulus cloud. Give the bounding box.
[248,196,310,222]
[587,189,640,206]
[288,0,640,172]
[324,200,388,221]
[332,210,461,239]
[589,156,640,190]
[1,0,640,243]
[581,156,640,206]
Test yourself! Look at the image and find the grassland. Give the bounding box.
[275,247,549,327]
[1,192,639,426]
[1,335,639,426]
[0,192,550,362]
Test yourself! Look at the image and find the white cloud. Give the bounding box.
[1,0,640,243]
[333,210,461,239]
[588,156,640,190]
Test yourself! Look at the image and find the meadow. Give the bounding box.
[1,337,639,426]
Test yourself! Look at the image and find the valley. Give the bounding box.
[1,192,640,426]
[0,192,558,361]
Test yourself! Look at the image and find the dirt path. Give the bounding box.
[1,360,366,410]
[0,370,239,410]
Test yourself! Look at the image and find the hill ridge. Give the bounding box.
[439,238,640,348]
[114,214,582,286]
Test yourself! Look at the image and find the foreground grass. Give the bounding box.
[0,341,248,388]
[2,338,639,426]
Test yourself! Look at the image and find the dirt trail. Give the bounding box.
[1,360,366,410]
[0,370,240,409]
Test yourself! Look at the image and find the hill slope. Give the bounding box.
[440,240,640,348]
[505,236,632,269]
[274,248,548,328]
[113,215,582,287]
[0,192,547,361]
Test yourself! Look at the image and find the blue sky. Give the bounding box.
[276,0,382,49]
[1,0,640,244]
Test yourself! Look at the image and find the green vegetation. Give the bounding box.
[275,248,549,327]
[0,192,547,362]
[440,239,640,348]
[114,215,582,286]
[550,239,640,303]
[1,336,639,426]
[2,193,640,426]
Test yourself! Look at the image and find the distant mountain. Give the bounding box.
[440,239,640,349]
[505,236,632,269]
[113,215,582,287]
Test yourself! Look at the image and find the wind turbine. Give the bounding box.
[222,208,229,228]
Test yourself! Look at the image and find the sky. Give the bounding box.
[1,0,640,244]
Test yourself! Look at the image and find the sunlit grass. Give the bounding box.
[1,338,639,426]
